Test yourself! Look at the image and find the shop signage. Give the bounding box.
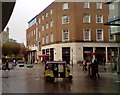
[111,26,120,34]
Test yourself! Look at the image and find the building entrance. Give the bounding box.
[62,47,70,64]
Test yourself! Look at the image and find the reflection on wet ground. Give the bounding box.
[1,64,120,93]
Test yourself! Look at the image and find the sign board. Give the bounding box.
[111,26,120,34]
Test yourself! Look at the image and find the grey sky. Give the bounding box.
[5,0,54,44]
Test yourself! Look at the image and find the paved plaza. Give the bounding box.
[1,63,120,94]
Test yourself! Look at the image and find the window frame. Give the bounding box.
[62,15,69,24]
[96,2,102,9]
[46,35,49,44]
[62,29,69,41]
[42,15,44,21]
[50,20,53,27]
[83,29,91,41]
[42,25,44,31]
[96,29,103,41]
[46,22,49,29]
[46,12,48,18]
[109,29,116,41]
[83,14,91,23]
[63,2,68,10]
[96,14,103,23]
[50,9,53,15]
[50,32,53,43]
[84,2,90,9]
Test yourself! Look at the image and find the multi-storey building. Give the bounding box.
[26,2,119,64]
[105,0,120,73]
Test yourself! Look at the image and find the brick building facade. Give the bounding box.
[26,2,119,64]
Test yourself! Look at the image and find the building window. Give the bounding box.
[84,2,90,8]
[96,2,102,9]
[42,36,44,44]
[42,25,44,31]
[50,32,53,42]
[83,29,91,41]
[63,2,68,10]
[62,29,69,41]
[83,14,91,23]
[42,15,44,20]
[32,31,34,36]
[46,35,49,44]
[46,12,48,18]
[96,15,103,23]
[109,34,115,41]
[96,29,103,41]
[50,20,53,27]
[34,30,36,35]
[46,23,49,29]
[62,15,69,24]
[39,18,41,24]
[109,29,116,41]
[50,9,53,14]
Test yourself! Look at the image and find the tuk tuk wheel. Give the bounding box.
[68,75,73,80]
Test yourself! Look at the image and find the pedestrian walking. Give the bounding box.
[92,60,100,79]
[83,60,87,71]
[4,60,10,71]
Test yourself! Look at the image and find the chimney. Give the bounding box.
[6,27,9,32]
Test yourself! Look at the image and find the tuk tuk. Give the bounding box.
[44,61,73,82]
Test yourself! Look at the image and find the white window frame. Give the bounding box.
[96,2,102,9]
[96,29,103,41]
[83,29,91,41]
[46,35,49,44]
[96,15,103,23]
[46,12,48,18]
[62,15,69,24]
[50,32,53,42]
[109,29,116,41]
[50,20,53,27]
[63,3,68,10]
[34,30,36,35]
[42,25,44,31]
[83,14,91,23]
[42,15,44,20]
[39,18,41,24]
[62,29,69,41]
[84,2,90,8]
[46,23,49,29]
[50,9,53,15]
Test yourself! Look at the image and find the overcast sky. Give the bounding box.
[5,0,54,45]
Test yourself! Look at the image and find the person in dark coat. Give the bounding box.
[92,60,100,78]
[83,60,87,71]
[5,60,10,71]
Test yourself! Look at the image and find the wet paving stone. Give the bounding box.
[1,64,120,93]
